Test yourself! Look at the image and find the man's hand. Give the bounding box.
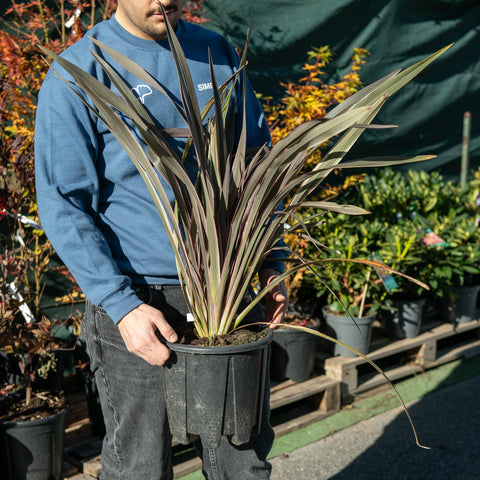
[117,303,178,366]
[259,268,288,329]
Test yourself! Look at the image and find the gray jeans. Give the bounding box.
[82,285,274,480]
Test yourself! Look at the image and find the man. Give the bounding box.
[35,1,287,479]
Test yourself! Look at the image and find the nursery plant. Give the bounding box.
[424,211,480,291]
[284,173,366,310]
[41,31,442,340]
[299,213,387,318]
[0,107,59,403]
[0,106,83,412]
[0,116,81,480]
[376,220,430,299]
[376,220,431,337]
[40,5,449,448]
[341,168,458,223]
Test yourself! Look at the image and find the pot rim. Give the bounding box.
[166,327,273,355]
[322,306,377,324]
[322,305,376,317]
[273,317,321,334]
[0,407,66,428]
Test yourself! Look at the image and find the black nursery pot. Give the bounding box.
[270,319,320,383]
[384,298,426,339]
[452,285,480,323]
[0,409,66,480]
[438,285,480,324]
[163,328,272,449]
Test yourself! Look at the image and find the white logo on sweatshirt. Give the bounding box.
[197,82,213,92]
[132,84,153,104]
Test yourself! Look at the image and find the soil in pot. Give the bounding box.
[0,390,66,423]
[177,324,268,347]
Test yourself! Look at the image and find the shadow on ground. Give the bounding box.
[271,355,480,480]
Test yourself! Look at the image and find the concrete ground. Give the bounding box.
[270,372,480,479]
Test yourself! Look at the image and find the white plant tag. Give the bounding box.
[8,282,35,323]
[186,313,195,323]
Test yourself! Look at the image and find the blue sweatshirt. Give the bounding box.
[35,17,281,324]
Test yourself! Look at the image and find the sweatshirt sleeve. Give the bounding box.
[34,68,142,323]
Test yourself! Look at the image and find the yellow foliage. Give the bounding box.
[263,46,369,170]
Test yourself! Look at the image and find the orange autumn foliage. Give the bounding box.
[0,0,208,322]
[263,46,369,170]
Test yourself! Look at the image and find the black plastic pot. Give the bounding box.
[163,328,272,449]
[0,408,66,480]
[270,319,320,383]
[384,298,426,339]
[323,307,375,358]
[452,285,480,323]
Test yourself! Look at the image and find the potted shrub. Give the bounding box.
[41,10,448,447]
[0,316,70,480]
[377,221,430,338]
[309,217,388,357]
[0,188,77,480]
[340,169,435,337]
[425,211,480,323]
[0,115,76,479]
[337,168,470,332]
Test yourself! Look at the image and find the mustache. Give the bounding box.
[152,2,179,13]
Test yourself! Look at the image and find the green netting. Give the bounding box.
[203,0,480,174]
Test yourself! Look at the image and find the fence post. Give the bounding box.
[461,111,471,189]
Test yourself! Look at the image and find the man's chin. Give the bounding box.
[147,18,180,36]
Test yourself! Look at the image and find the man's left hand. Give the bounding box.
[259,268,288,329]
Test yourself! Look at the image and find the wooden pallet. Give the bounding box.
[324,318,480,396]
[63,374,340,479]
[270,374,340,436]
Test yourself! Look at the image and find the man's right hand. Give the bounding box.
[117,303,178,366]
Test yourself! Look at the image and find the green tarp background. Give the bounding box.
[202,0,480,174]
